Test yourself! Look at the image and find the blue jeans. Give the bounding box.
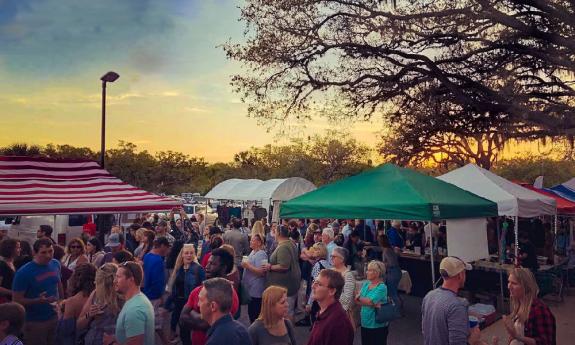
[386,266,402,306]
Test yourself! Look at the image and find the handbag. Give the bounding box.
[374,298,401,323]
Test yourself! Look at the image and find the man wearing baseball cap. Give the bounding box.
[422,256,481,345]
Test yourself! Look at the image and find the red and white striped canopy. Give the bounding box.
[0,156,182,215]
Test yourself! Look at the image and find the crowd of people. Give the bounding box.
[0,211,561,345]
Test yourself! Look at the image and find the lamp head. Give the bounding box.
[101,71,120,83]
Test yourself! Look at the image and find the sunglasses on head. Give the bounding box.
[120,261,139,278]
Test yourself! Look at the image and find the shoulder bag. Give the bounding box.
[374,297,401,323]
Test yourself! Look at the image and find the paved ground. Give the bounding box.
[234,286,575,345]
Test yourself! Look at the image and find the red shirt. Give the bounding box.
[201,252,211,268]
[185,284,239,345]
[525,298,556,345]
[306,300,354,345]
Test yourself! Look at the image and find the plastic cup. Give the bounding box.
[469,316,479,329]
[242,256,249,263]
[261,259,268,266]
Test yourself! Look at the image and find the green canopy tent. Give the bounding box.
[280,163,498,287]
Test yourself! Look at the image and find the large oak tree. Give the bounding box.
[224,0,575,167]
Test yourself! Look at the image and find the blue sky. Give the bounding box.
[0,0,389,161]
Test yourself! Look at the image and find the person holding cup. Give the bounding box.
[241,233,268,322]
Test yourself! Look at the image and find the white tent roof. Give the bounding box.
[205,178,316,201]
[438,164,556,217]
[561,178,575,191]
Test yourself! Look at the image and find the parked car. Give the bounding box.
[181,204,217,225]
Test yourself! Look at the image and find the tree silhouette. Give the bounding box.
[224,0,575,162]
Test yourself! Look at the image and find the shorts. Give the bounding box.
[150,298,165,330]
[287,294,297,317]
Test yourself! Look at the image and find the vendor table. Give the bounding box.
[398,253,441,297]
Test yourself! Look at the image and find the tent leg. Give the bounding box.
[428,222,436,289]
[496,219,505,311]
[514,216,519,265]
[554,214,558,261]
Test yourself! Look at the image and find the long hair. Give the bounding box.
[258,285,288,329]
[509,267,539,323]
[251,221,265,242]
[167,244,198,293]
[68,263,96,297]
[94,263,122,315]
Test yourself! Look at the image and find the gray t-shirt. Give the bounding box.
[224,229,250,267]
[421,287,469,345]
[248,319,296,345]
[242,249,268,298]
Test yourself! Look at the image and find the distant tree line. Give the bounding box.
[2,136,574,194]
[0,133,373,195]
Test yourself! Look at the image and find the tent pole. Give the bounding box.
[428,222,436,289]
[514,216,519,264]
[496,218,505,311]
[554,214,558,261]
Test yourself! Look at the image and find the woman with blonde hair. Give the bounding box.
[305,242,331,324]
[503,267,556,345]
[248,285,297,345]
[134,229,155,261]
[62,238,89,271]
[241,233,268,322]
[164,244,205,341]
[251,220,266,242]
[77,263,123,345]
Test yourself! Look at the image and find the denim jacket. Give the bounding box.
[165,262,205,309]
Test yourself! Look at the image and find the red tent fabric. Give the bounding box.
[519,183,575,215]
[0,156,181,215]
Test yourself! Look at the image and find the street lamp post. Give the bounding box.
[100,71,120,168]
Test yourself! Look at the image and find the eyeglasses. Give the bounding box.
[69,245,81,249]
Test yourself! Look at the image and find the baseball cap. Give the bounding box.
[439,256,472,278]
[106,233,121,247]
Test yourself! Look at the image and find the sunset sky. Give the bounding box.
[0,0,544,163]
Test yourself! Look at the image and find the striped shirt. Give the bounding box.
[421,287,469,345]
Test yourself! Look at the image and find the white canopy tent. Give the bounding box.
[206,178,316,202]
[560,178,575,191]
[205,178,316,221]
[438,164,556,217]
[438,163,557,259]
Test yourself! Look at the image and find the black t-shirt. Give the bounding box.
[0,260,15,291]
[520,241,539,271]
